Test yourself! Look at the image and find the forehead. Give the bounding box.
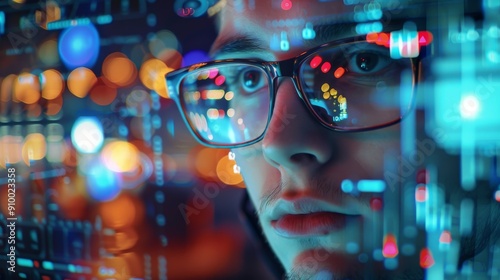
[212,0,418,59]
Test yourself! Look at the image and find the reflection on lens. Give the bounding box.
[300,41,414,129]
[180,63,270,145]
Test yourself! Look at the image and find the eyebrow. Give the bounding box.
[210,35,268,58]
[209,21,407,58]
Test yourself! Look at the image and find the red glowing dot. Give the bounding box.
[420,248,435,269]
[439,230,452,244]
[34,260,39,268]
[377,32,390,47]
[495,190,500,202]
[366,32,379,43]
[310,55,322,69]
[334,67,346,78]
[218,109,225,118]
[382,234,398,258]
[321,62,331,73]
[281,0,292,10]
[215,75,225,86]
[370,197,383,211]
[416,169,429,184]
[418,31,433,46]
[415,185,428,202]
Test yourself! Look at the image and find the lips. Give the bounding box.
[269,198,362,238]
[271,212,352,237]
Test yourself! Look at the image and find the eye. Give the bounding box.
[239,69,266,94]
[348,52,391,74]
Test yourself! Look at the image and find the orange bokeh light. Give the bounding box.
[139,58,174,98]
[102,52,137,87]
[68,67,97,98]
[1,74,16,102]
[216,154,244,185]
[22,133,47,165]
[0,135,23,168]
[41,69,65,100]
[89,78,117,106]
[99,194,143,229]
[14,72,40,104]
[45,94,63,116]
[101,140,140,173]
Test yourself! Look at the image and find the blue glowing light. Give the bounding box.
[71,117,104,154]
[181,50,210,67]
[58,24,100,69]
[86,162,120,201]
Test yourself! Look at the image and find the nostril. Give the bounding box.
[290,153,317,163]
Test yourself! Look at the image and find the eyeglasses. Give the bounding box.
[166,36,421,148]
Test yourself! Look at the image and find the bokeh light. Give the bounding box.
[216,154,244,185]
[0,74,16,103]
[86,160,121,201]
[58,24,100,69]
[71,116,104,154]
[0,135,23,168]
[22,133,47,165]
[50,175,89,220]
[126,88,152,117]
[89,78,117,106]
[99,194,142,229]
[181,50,210,67]
[101,140,140,173]
[45,94,63,116]
[102,52,137,87]
[40,69,64,100]
[139,58,174,98]
[148,29,180,59]
[38,39,59,66]
[14,72,40,104]
[190,147,228,178]
[67,67,97,98]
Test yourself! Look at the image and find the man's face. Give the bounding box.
[209,1,499,279]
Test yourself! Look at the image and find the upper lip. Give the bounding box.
[268,196,361,221]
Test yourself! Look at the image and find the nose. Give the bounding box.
[261,78,338,176]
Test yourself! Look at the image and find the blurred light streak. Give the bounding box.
[382,233,398,258]
[71,116,104,154]
[459,198,474,235]
[357,179,386,192]
[420,248,435,269]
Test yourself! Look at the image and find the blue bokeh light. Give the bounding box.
[87,162,121,201]
[58,24,100,69]
[181,50,210,67]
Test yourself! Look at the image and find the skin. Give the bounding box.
[207,1,500,279]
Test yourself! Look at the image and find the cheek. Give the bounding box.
[233,146,280,204]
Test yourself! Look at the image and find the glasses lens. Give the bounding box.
[299,41,414,129]
[179,63,271,145]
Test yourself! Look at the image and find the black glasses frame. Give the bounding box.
[166,36,422,148]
